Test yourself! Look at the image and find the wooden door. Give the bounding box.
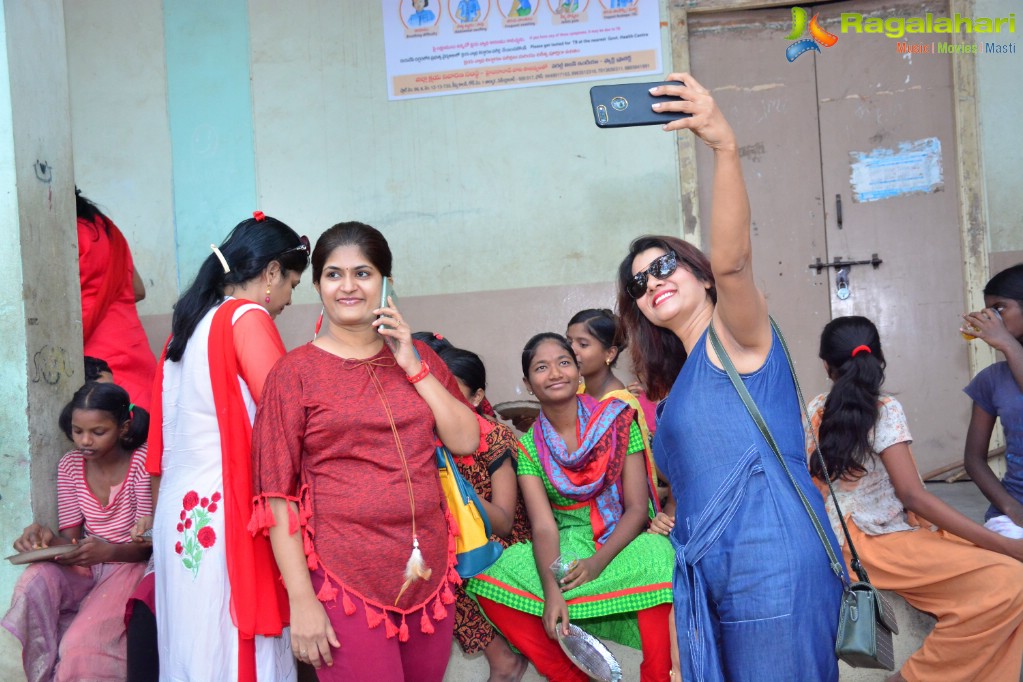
[688,6,834,401]
[689,0,970,473]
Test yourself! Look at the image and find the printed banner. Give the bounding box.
[382,0,662,100]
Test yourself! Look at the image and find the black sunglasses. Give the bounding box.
[626,251,678,299]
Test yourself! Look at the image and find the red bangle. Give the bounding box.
[407,360,430,384]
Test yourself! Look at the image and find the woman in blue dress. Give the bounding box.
[614,73,844,681]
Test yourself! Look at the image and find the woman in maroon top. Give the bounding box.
[251,221,480,681]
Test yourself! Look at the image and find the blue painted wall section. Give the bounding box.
[164,0,257,285]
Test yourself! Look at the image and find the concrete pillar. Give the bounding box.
[0,1,81,677]
[164,0,257,281]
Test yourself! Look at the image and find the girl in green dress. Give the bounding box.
[467,333,674,682]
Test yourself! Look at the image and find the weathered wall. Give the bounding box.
[164,0,259,285]
[975,0,1022,271]
[247,1,680,302]
[0,9,30,676]
[1,1,80,678]
[244,0,678,396]
[63,0,175,314]
[61,0,1018,428]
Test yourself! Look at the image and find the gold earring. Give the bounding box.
[264,285,271,305]
[605,358,612,366]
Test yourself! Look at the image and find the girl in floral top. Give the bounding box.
[809,315,1023,682]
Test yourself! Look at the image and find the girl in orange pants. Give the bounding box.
[810,316,1023,682]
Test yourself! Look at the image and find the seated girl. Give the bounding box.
[467,333,673,682]
[809,315,1023,682]
[565,307,658,436]
[565,308,673,530]
[2,382,152,682]
[437,345,532,681]
[961,264,1023,534]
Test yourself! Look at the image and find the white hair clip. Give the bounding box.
[211,244,230,273]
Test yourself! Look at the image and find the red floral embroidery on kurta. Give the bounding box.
[178,489,220,578]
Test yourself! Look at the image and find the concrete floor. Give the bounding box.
[927,480,990,523]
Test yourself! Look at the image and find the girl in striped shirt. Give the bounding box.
[2,382,152,682]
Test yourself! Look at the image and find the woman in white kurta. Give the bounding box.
[145,213,309,681]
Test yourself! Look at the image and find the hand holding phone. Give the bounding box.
[590,80,692,128]
[375,279,420,377]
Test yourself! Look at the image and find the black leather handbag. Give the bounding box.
[708,319,899,671]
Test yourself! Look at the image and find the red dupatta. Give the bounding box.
[146,299,289,682]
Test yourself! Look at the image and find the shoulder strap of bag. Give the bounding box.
[708,319,869,585]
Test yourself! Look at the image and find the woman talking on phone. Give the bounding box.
[250,221,480,681]
[615,74,843,681]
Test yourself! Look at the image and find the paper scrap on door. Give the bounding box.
[849,137,943,203]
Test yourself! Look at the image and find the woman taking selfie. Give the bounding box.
[615,74,843,681]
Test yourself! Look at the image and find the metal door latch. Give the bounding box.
[808,254,883,274]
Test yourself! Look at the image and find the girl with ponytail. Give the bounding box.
[809,315,1023,682]
[146,212,310,681]
[165,214,310,361]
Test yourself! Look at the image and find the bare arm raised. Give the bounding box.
[651,73,770,365]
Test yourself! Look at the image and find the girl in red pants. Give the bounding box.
[468,333,674,681]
